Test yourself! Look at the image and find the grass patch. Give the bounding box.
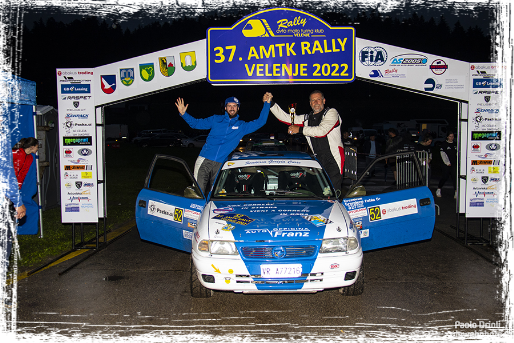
[17,143,200,270]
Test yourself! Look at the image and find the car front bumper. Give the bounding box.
[192,250,363,293]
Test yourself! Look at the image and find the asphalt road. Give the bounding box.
[14,202,505,341]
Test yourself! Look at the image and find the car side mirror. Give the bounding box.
[346,184,366,198]
[184,186,202,199]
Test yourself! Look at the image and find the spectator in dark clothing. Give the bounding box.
[363,134,382,176]
[436,132,458,198]
[342,131,353,146]
[384,128,403,183]
[415,134,433,186]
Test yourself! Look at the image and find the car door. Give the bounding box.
[342,151,436,251]
[135,155,206,253]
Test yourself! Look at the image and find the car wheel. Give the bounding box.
[188,143,194,148]
[339,265,364,296]
[190,257,213,298]
[141,143,148,148]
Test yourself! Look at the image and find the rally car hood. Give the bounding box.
[205,200,352,242]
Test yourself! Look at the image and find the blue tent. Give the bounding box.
[1,73,39,235]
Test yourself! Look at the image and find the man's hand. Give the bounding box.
[15,204,26,219]
[175,97,188,115]
[263,92,273,103]
[288,125,300,135]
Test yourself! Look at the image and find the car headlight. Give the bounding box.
[197,240,239,255]
[319,237,359,253]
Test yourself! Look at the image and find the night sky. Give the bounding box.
[0,0,514,38]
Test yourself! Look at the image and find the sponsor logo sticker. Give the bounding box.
[212,213,254,225]
[368,198,418,222]
[148,200,184,223]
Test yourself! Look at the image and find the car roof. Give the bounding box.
[253,139,285,145]
[228,151,314,161]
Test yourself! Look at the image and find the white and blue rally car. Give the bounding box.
[135,151,435,297]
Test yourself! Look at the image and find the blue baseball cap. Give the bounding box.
[225,97,240,107]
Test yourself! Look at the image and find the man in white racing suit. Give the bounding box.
[266,90,344,190]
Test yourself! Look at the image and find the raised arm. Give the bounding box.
[175,97,213,130]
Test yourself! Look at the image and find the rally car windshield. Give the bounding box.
[211,164,335,199]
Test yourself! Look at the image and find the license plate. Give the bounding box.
[260,264,302,278]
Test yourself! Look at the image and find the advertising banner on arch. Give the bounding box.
[56,69,99,223]
[207,7,355,84]
[355,38,470,101]
[465,63,505,218]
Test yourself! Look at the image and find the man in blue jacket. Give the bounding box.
[0,105,27,313]
[175,93,272,194]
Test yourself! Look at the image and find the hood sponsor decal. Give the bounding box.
[212,213,255,225]
[213,207,234,214]
[222,223,236,231]
[302,214,332,226]
[244,227,310,238]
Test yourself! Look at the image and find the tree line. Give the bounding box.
[20,9,493,107]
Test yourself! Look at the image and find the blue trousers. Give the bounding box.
[0,205,12,298]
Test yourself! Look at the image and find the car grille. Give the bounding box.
[241,246,316,259]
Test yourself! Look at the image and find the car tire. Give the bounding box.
[190,257,213,298]
[339,266,364,296]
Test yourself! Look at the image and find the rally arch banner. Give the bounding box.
[56,7,506,224]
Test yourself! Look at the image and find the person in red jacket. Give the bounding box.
[12,137,39,189]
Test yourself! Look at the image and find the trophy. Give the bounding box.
[288,103,297,125]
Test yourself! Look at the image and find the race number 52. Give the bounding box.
[368,206,381,221]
